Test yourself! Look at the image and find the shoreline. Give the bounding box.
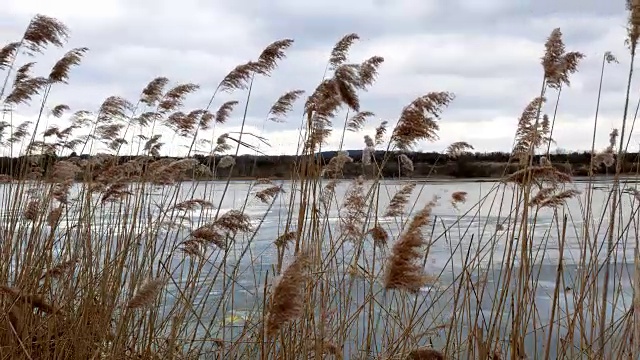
[223,174,638,182]
[5,174,636,185]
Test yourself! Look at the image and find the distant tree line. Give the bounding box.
[0,150,636,181]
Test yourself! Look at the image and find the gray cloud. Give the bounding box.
[0,0,635,156]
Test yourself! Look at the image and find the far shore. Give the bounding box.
[3,174,636,185]
[0,149,636,184]
[188,174,640,183]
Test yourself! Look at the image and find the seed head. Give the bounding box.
[268,90,305,123]
[51,104,70,118]
[329,33,360,69]
[48,47,88,84]
[140,77,170,107]
[219,61,258,93]
[255,39,294,76]
[0,42,20,70]
[23,15,69,54]
[392,92,454,151]
[346,111,375,132]
[217,155,235,168]
[126,278,167,309]
[215,100,238,125]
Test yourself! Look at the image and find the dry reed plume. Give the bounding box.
[274,231,297,249]
[399,153,414,172]
[329,33,360,69]
[268,89,305,123]
[367,225,389,247]
[542,28,585,89]
[512,97,550,162]
[23,15,69,54]
[188,225,226,251]
[531,189,581,208]
[340,176,367,240]
[384,197,438,292]
[450,191,467,209]
[392,92,454,151]
[265,253,311,336]
[49,47,88,84]
[323,151,353,177]
[40,257,78,279]
[385,182,417,217]
[126,278,167,309]
[375,120,388,145]
[347,110,375,132]
[218,155,235,168]
[505,165,572,186]
[446,141,474,158]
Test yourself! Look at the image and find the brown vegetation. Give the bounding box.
[0,8,637,360]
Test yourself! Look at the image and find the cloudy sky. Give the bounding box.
[0,0,635,156]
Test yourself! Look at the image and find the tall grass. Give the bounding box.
[0,7,639,359]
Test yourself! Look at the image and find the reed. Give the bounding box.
[0,9,637,360]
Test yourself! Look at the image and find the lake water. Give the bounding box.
[9,178,639,358]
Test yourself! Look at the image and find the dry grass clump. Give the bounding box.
[0,285,63,315]
[51,160,81,181]
[406,347,445,360]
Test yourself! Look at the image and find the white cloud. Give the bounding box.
[456,0,514,14]
[271,0,439,20]
[5,0,125,21]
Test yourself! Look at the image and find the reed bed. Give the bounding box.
[0,6,638,359]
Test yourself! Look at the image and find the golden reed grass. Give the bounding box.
[0,8,637,360]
